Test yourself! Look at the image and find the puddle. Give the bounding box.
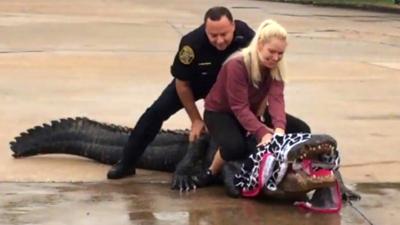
[356,182,400,195]
[0,182,399,225]
[349,182,400,225]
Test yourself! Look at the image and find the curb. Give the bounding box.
[263,0,400,14]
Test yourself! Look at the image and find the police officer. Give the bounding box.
[107,6,255,179]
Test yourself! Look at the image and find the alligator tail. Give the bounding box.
[10,117,190,172]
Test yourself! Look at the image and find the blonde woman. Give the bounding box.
[196,19,310,186]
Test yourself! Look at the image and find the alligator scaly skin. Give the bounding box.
[10,117,192,172]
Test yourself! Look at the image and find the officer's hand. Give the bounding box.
[189,119,206,142]
[171,173,197,192]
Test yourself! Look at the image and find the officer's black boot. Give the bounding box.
[107,130,140,179]
[107,160,136,179]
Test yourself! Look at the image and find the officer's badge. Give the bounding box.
[179,45,195,65]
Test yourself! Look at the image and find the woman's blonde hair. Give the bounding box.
[242,19,287,87]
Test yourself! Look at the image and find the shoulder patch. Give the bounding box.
[179,45,195,65]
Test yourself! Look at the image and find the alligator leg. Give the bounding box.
[221,161,242,197]
[171,135,211,191]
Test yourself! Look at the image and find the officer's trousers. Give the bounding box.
[121,80,201,166]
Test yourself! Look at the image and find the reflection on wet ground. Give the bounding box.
[1,182,398,225]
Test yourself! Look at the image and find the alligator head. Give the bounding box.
[227,133,342,213]
[278,134,338,193]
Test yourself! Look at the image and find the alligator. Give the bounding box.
[10,117,361,212]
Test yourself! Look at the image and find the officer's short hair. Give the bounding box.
[204,6,233,23]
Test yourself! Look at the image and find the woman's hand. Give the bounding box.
[274,128,285,135]
[257,128,285,146]
[258,133,273,146]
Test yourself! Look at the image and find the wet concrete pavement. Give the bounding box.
[0,0,399,224]
[1,180,399,225]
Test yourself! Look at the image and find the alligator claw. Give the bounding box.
[171,174,197,191]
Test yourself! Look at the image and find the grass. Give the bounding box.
[309,0,395,5]
[264,0,398,6]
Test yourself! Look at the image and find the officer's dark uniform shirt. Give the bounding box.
[171,20,255,98]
